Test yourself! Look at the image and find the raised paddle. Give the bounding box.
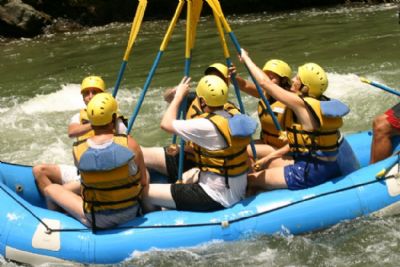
[212,8,257,159]
[126,0,185,134]
[206,0,282,132]
[360,77,400,97]
[176,0,195,182]
[112,0,147,97]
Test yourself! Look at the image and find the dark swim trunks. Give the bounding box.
[284,156,341,190]
[170,183,224,211]
[163,146,195,183]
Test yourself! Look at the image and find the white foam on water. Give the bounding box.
[324,72,378,101]
[324,72,398,132]
[230,3,397,25]
[19,84,84,115]
[31,138,74,165]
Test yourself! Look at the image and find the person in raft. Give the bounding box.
[39,93,147,229]
[142,75,257,212]
[33,76,128,209]
[370,102,400,163]
[229,59,293,166]
[142,63,241,183]
[239,48,350,190]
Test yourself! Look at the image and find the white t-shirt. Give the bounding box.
[172,118,247,208]
[70,112,127,134]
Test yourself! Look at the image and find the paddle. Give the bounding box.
[212,9,257,159]
[205,0,282,133]
[175,0,195,182]
[112,0,147,98]
[126,0,185,134]
[360,77,400,97]
[189,0,203,51]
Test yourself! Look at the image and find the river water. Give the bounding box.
[0,3,399,266]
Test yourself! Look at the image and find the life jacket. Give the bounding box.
[258,99,288,148]
[185,97,239,120]
[191,109,252,181]
[73,134,142,215]
[284,97,349,158]
[184,98,240,163]
[77,109,128,141]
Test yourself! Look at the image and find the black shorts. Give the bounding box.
[164,146,196,182]
[170,183,224,212]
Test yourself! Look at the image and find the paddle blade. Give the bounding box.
[189,0,203,49]
[206,0,232,32]
[213,10,230,58]
[123,0,147,61]
[160,0,185,51]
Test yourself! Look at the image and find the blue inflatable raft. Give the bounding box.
[1,130,400,265]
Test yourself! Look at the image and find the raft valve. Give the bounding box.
[15,184,23,192]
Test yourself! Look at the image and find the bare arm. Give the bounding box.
[254,143,290,170]
[229,65,260,98]
[239,49,318,131]
[68,123,92,138]
[160,77,191,134]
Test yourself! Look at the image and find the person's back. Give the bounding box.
[33,76,108,207]
[42,93,146,229]
[142,75,256,212]
[142,63,241,182]
[33,76,129,205]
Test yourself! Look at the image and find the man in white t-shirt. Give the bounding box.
[142,75,256,212]
[33,76,127,205]
[142,63,239,183]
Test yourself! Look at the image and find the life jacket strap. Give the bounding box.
[197,147,247,160]
[81,177,141,191]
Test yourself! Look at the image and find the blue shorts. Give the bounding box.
[284,157,341,190]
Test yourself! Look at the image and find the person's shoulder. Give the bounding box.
[126,135,141,151]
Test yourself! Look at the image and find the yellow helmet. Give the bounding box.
[262,59,292,79]
[196,75,228,107]
[86,93,117,126]
[81,76,106,93]
[204,63,229,79]
[297,63,328,98]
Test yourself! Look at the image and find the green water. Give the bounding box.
[0,3,400,266]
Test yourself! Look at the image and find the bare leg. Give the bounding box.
[141,184,176,213]
[43,184,88,226]
[370,114,397,163]
[33,164,64,209]
[264,155,293,169]
[141,147,168,175]
[32,164,62,195]
[248,167,287,190]
[63,181,81,195]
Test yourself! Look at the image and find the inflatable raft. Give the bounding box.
[1,130,400,265]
